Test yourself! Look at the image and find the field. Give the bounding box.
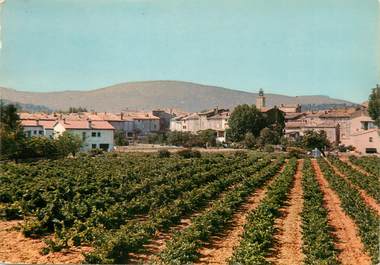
[0,152,379,264]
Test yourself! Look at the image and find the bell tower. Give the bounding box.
[256,88,266,110]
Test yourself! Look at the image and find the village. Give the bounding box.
[18,89,379,155]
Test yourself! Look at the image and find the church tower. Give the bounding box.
[256,88,266,110]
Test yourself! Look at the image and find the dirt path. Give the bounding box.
[325,159,380,216]
[193,163,287,265]
[0,220,91,264]
[268,159,304,265]
[311,160,372,265]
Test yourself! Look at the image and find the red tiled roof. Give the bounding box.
[58,120,114,130]
[21,120,43,127]
[38,120,57,129]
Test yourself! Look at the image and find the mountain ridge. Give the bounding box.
[0,80,356,112]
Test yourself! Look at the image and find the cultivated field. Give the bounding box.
[0,153,379,264]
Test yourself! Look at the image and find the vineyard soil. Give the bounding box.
[194,163,286,264]
[268,159,304,265]
[326,159,380,215]
[0,221,91,264]
[311,160,371,265]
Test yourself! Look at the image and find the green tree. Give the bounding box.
[114,129,128,146]
[302,130,331,154]
[228,104,266,141]
[55,132,82,157]
[243,132,256,149]
[263,107,285,135]
[257,127,280,147]
[197,129,217,147]
[0,103,25,160]
[368,85,380,127]
[167,131,192,146]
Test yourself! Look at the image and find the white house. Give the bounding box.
[169,108,230,142]
[21,119,56,138]
[53,120,115,151]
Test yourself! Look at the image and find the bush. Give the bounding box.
[263,145,275,153]
[287,147,306,158]
[177,149,201,159]
[89,148,104,157]
[158,149,171,158]
[234,150,248,158]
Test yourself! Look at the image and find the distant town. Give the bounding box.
[17,87,379,155]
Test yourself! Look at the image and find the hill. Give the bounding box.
[0,81,355,112]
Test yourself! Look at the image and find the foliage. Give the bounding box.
[318,159,379,264]
[243,132,256,149]
[286,147,306,159]
[229,158,297,264]
[262,107,285,135]
[197,129,217,147]
[302,130,331,153]
[158,149,171,158]
[301,159,339,264]
[114,129,128,146]
[177,149,201,159]
[349,156,380,178]
[0,103,25,160]
[368,86,380,127]
[160,158,285,264]
[256,127,280,147]
[227,104,266,141]
[328,156,380,203]
[55,132,82,157]
[68,106,88,113]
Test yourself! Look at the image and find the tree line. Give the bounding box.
[0,103,82,161]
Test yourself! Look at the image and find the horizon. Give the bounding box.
[0,0,379,103]
[0,79,360,104]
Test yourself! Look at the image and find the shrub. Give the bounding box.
[287,147,306,158]
[234,150,248,158]
[263,145,275,153]
[158,149,171,158]
[89,148,104,157]
[177,149,201,159]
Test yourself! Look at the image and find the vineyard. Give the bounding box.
[0,153,379,264]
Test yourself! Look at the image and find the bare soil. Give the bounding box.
[326,159,380,216]
[0,220,91,264]
[311,159,371,265]
[193,163,287,265]
[268,159,304,265]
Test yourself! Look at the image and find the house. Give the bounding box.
[285,121,340,143]
[340,108,379,154]
[169,108,230,142]
[53,120,115,151]
[279,104,302,113]
[21,120,45,137]
[21,119,57,138]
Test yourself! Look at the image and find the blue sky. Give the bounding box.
[0,0,379,103]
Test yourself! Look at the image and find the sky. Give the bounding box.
[0,0,379,103]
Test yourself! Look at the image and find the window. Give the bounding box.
[92,132,97,137]
[39,130,44,135]
[97,132,101,137]
[92,144,97,149]
[361,122,369,130]
[82,132,86,141]
[99,143,109,151]
[33,130,37,134]
[369,137,373,143]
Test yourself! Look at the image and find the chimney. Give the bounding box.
[36,119,40,126]
[88,120,92,128]
[121,112,124,120]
